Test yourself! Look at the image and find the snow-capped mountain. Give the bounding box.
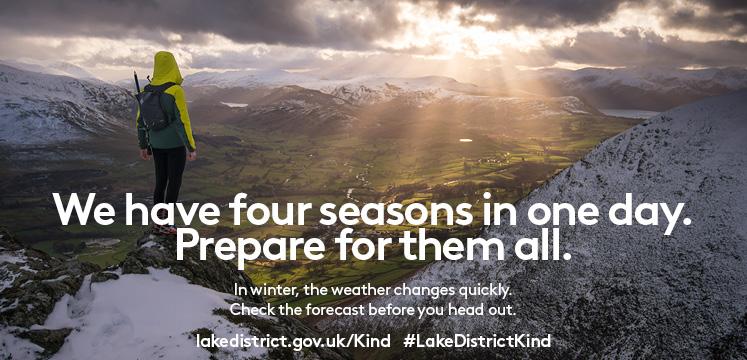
[1,59,102,81]
[184,66,747,112]
[0,61,135,146]
[323,90,747,358]
[511,66,747,111]
[182,69,600,133]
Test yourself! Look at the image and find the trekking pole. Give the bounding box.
[134,71,153,156]
[134,71,141,93]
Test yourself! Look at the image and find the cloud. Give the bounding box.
[658,0,747,36]
[1,0,746,77]
[0,0,402,50]
[538,28,747,67]
[434,0,640,29]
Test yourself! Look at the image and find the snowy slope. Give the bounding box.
[0,61,135,145]
[324,90,747,358]
[40,268,268,360]
[2,270,270,360]
[0,228,351,360]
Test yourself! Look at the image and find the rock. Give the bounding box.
[90,271,118,283]
[0,227,100,328]
[1,228,351,359]
[16,328,73,359]
[122,234,263,303]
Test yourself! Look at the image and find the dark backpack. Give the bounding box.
[136,82,175,130]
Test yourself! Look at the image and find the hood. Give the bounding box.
[151,51,183,85]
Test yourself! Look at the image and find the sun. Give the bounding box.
[377,2,546,60]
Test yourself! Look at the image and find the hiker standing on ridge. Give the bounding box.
[136,51,196,235]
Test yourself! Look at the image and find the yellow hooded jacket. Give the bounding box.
[136,51,196,152]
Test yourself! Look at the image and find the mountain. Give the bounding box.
[181,70,601,136]
[184,66,747,112]
[0,61,136,146]
[1,59,102,81]
[322,90,747,358]
[0,227,351,360]
[509,66,747,111]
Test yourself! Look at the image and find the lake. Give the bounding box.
[599,109,660,119]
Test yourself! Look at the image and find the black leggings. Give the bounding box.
[152,146,186,205]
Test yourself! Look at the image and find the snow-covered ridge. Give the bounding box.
[183,69,486,99]
[1,59,103,81]
[325,90,747,358]
[0,61,136,145]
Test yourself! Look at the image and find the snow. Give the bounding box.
[0,59,135,146]
[184,68,323,89]
[37,268,268,360]
[220,102,248,108]
[0,250,26,264]
[0,327,44,360]
[0,249,36,292]
[183,69,597,116]
[140,241,165,250]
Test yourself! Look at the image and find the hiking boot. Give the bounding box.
[157,225,178,235]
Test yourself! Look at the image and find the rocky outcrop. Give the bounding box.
[1,228,351,360]
[121,236,264,303]
[0,226,100,329]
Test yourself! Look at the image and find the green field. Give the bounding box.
[0,112,641,308]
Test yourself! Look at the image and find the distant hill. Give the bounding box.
[508,66,747,111]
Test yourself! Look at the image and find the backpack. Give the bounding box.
[136,82,175,130]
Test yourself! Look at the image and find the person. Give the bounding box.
[136,51,196,235]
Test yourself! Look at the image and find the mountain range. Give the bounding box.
[504,66,747,111]
[3,59,746,149]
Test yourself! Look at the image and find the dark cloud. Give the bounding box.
[0,0,401,50]
[437,0,747,36]
[540,28,747,68]
[433,0,639,29]
[1,0,746,48]
[658,0,747,35]
[702,0,747,11]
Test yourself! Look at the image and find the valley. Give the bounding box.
[0,109,640,308]
[0,60,642,309]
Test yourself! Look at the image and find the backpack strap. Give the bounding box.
[143,82,175,94]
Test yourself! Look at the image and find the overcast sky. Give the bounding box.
[1,0,746,81]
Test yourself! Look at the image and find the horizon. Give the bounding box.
[4,56,747,86]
